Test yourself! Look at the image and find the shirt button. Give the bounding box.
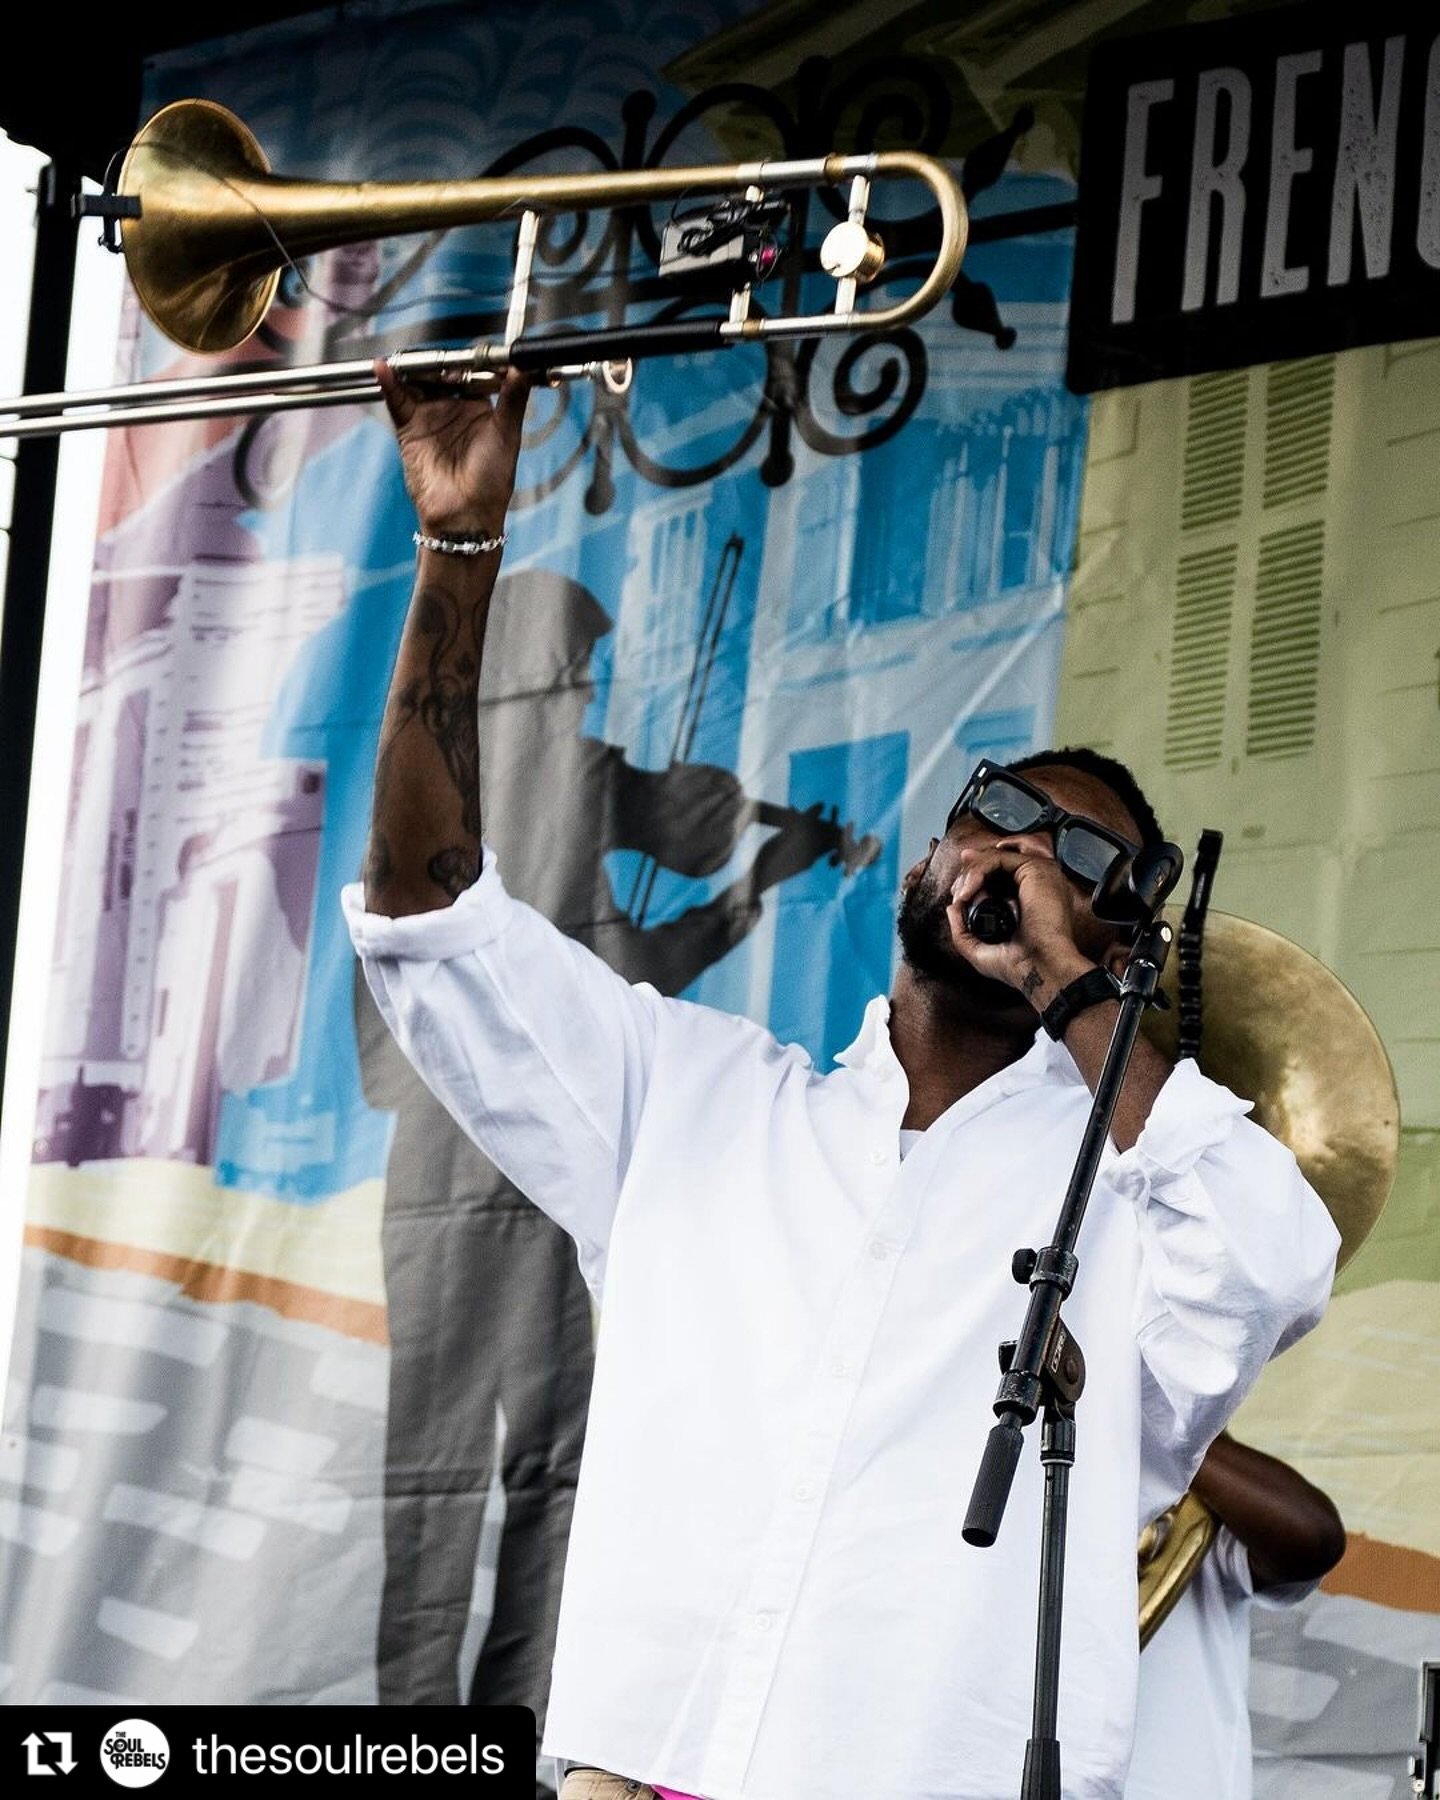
[868,1147,886,1166]
[869,1239,893,1261]
[793,1481,816,1502]
[830,1357,853,1380]
[753,1612,773,1633]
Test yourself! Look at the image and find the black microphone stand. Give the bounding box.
[961,846,1182,1800]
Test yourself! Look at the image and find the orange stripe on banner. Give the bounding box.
[24,1225,389,1346]
[1321,1532,1440,1614]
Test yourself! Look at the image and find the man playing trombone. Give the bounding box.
[343,364,1339,1799]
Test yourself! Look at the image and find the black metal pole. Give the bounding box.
[1021,1402,1075,1800]
[0,159,81,1131]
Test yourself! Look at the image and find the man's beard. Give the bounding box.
[895,869,1023,1012]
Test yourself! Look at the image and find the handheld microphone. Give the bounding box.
[963,879,1019,944]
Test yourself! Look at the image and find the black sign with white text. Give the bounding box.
[1068,1,1440,391]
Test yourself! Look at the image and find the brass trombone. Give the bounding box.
[0,98,969,438]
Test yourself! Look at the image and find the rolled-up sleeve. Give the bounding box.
[1107,1058,1341,1520]
[342,850,663,1290]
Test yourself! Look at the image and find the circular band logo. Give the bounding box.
[100,1718,170,1788]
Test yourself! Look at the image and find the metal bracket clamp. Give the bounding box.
[998,1313,1086,1413]
[76,192,141,253]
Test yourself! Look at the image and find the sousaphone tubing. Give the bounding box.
[1135,909,1399,1645]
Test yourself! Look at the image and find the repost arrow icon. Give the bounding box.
[22,1732,75,1776]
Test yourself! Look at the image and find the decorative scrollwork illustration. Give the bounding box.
[791,325,927,457]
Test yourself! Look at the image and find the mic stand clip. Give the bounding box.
[962,910,1177,1800]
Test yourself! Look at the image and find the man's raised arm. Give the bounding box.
[364,362,532,919]
[349,363,667,1273]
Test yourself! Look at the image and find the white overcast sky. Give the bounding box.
[0,130,125,1390]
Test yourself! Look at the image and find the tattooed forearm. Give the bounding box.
[1021,967,1044,1001]
[413,585,484,841]
[366,566,498,915]
[363,364,529,917]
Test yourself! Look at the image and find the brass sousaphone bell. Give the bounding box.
[1134,909,1399,1645]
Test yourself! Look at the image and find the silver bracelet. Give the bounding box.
[413,528,508,557]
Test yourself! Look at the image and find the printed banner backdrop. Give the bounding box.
[0,2,1434,1796]
[2,0,1086,1747]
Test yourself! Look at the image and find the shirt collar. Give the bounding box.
[835,994,1086,1093]
[834,995,895,1073]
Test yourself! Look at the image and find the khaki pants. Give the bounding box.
[559,1775,660,1800]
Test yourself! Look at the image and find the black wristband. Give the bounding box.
[1040,967,1121,1041]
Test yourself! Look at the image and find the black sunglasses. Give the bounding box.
[945,759,1137,889]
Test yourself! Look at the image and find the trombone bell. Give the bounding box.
[120,99,286,356]
[1142,909,1399,1270]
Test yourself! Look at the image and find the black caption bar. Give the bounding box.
[8,1706,536,1795]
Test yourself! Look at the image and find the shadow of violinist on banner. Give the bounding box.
[355,567,877,1744]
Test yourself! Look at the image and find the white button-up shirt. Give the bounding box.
[343,854,1338,1800]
